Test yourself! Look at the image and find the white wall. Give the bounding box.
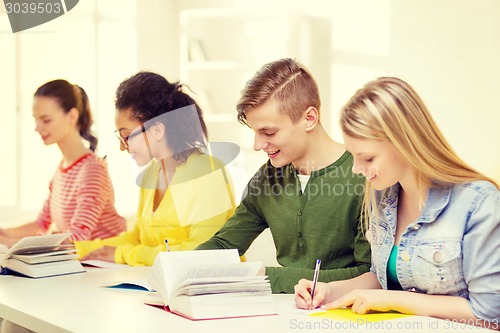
[323,0,500,181]
[0,1,139,226]
[138,0,500,184]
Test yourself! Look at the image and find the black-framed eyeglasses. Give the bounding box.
[114,124,146,149]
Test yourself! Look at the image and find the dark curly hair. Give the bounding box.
[115,71,208,162]
[35,79,98,151]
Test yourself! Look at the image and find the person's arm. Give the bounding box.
[1,222,40,239]
[0,223,40,247]
[334,188,499,325]
[195,198,269,254]
[297,274,496,329]
[295,271,381,309]
[2,192,52,241]
[0,234,18,247]
[1,177,57,246]
[266,218,372,294]
[75,219,141,261]
[459,187,499,324]
[0,215,45,246]
[328,290,490,324]
[84,211,242,263]
[324,188,500,328]
[113,241,164,266]
[68,162,113,241]
[79,224,170,266]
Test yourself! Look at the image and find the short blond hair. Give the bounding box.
[237,58,320,125]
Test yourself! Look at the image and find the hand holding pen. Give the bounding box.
[293,260,332,310]
[309,259,321,310]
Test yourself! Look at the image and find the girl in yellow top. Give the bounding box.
[76,72,236,265]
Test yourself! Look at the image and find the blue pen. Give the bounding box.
[310,259,321,310]
[164,239,170,252]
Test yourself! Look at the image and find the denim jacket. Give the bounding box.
[369,181,499,322]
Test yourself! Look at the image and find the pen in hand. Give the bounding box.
[164,239,170,252]
[309,259,321,310]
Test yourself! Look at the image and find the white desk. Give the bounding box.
[0,267,493,333]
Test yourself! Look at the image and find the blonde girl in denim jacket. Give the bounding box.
[294,77,499,329]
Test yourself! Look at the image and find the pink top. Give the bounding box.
[36,153,126,241]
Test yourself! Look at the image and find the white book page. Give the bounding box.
[13,253,79,264]
[169,261,263,301]
[172,263,264,294]
[176,275,266,288]
[13,248,76,259]
[150,249,241,304]
[174,278,270,297]
[174,261,261,283]
[1,234,71,266]
[149,256,169,302]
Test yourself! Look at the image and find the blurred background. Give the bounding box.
[1,0,499,226]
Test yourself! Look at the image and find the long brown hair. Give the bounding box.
[35,79,97,151]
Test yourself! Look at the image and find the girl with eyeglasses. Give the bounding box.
[74,71,236,266]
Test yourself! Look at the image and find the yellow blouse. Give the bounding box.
[75,151,236,266]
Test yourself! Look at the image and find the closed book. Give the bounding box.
[1,257,85,278]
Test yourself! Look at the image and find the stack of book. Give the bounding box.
[149,249,276,320]
[0,234,85,278]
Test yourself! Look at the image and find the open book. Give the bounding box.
[0,234,85,278]
[149,249,276,320]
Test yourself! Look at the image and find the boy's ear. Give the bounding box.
[304,106,319,132]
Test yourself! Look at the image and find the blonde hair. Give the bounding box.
[340,77,499,230]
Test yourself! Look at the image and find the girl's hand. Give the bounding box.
[324,289,395,313]
[294,279,330,310]
[81,246,116,263]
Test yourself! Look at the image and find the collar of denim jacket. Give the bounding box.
[415,185,452,224]
[378,183,452,225]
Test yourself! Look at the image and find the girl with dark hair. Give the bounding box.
[0,79,126,246]
[75,72,235,266]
